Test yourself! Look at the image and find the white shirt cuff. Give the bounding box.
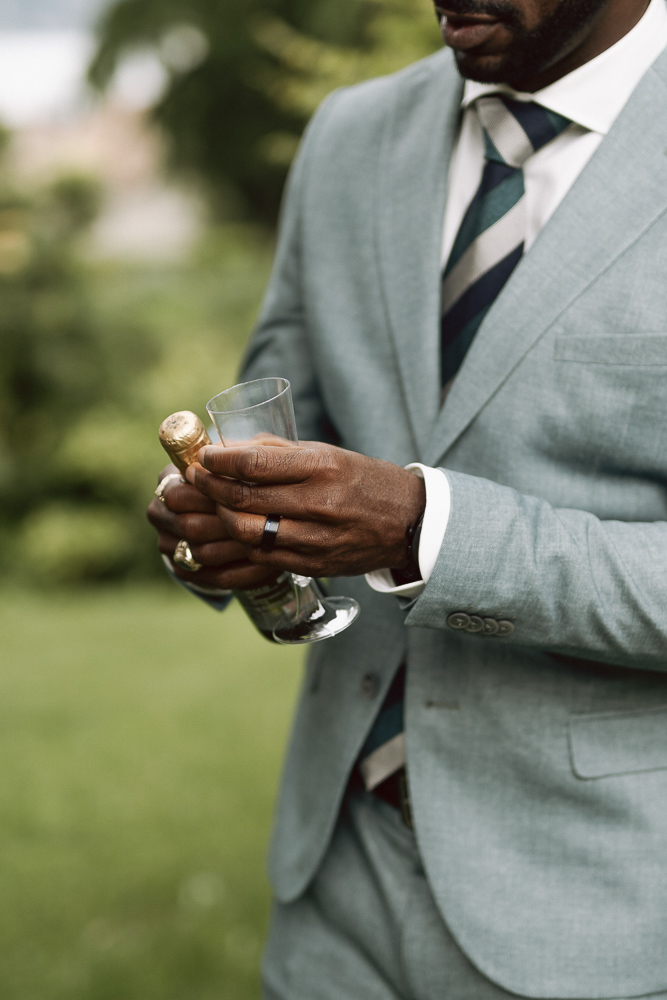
[365,464,451,597]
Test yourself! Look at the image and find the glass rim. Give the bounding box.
[206,377,291,415]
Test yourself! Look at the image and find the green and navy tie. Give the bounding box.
[441,95,572,385]
[358,97,573,795]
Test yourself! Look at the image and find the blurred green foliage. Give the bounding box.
[0,163,147,585]
[89,0,441,225]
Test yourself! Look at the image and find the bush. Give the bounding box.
[0,140,274,585]
[89,0,441,226]
[16,503,136,583]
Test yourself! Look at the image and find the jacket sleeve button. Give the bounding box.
[465,615,484,633]
[482,617,499,635]
[496,620,515,637]
[448,612,471,630]
[360,672,380,699]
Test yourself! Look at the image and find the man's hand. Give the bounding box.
[146,464,278,590]
[185,442,426,579]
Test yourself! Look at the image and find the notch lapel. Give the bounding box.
[376,50,462,458]
[424,52,667,469]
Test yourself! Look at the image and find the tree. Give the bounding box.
[0,150,161,583]
[89,0,440,227]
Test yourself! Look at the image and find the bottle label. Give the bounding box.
[234,573,297,639]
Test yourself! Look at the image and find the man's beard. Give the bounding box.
[447,0,611,88]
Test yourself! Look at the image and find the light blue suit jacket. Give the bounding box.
[241,45,667,998]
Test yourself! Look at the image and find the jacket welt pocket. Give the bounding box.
[555,334,667,365]
[569,706,667,779]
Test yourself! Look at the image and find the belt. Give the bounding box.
[369,766,414,829]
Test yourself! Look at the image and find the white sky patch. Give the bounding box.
[0,31,95,126]
[0,31,169,126]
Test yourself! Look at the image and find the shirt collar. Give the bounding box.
[462,0,667,134]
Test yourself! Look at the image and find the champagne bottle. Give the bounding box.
[158,410,296,641]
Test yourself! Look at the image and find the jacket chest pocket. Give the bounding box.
[555,334,667,366]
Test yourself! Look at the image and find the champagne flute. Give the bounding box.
[206,378,360,644]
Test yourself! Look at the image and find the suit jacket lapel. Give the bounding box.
[424,49,667,469]
[376,50,462,458]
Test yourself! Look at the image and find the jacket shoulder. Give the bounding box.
[333,47,454,111]
[302,48,459,153]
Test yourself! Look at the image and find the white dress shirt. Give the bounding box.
[367,0,667,598]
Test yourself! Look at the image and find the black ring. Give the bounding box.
[260,514,281,552]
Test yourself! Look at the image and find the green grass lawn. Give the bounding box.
[0,585,303,1000]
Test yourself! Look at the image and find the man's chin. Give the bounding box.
[452,48,538,89]
[452,49,515,84]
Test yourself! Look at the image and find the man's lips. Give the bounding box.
[439,11,503,50]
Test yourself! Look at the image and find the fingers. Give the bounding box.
[148,465,217,536]
[214,505,335,558]
[147,503,232,544]
[214,506,285,548]
[187,468,324,520]
[178,512,232,544]
[186,455,343,521]
[193,443,326,485]
[158,531,248,567]
[171,557,278,591]
[158,475,217,514]
[188,539,250,565]
[159,530,277,590]
[150,462,282,590]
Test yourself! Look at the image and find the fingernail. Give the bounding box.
[185,465,196,483]
[198,446,210,467]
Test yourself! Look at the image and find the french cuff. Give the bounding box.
[161,554,233,611]
[365,465,451,597]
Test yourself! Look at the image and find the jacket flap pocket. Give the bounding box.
[555,334,667,365]
[569,706,667,779]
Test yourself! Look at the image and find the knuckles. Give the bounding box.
[300,447,338,482]
[226,479,255,511]
[179,513,225,543]
[147,501,178,532]
[237,448,270,481]
[167,484,213,513]
[232,515,260,546]
[216,506,257,546]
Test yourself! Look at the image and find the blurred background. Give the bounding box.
[0,0,439,995]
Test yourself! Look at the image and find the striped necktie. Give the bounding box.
[441,95,572,386]
[358,98,573,799]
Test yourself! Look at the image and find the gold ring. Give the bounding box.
[155,472,184,504]
[173,539,202,572]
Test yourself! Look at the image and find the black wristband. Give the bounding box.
[390,512,424,587]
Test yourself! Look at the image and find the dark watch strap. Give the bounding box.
[390,513,424,587]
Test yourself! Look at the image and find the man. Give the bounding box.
[148,0,667,995]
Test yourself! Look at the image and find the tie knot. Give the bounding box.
[475,95,572,169]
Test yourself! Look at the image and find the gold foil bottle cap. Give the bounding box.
[158,410,212,474]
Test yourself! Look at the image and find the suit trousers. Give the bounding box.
[262,789,667,1000]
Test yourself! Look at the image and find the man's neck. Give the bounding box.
[518,0,651,91]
